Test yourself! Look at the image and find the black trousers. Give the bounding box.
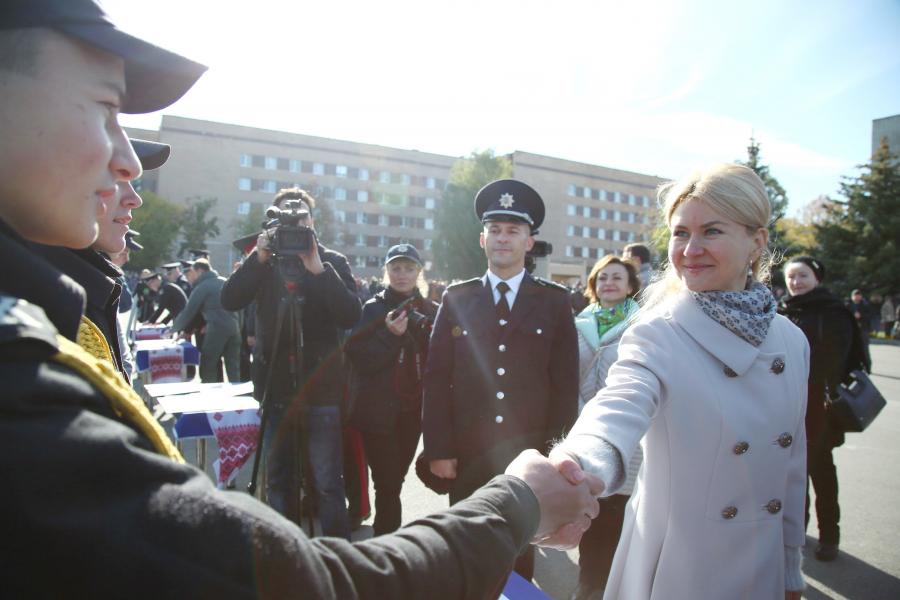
[578,494,629,591]
[806,430,841,544]
[361,410,421,536]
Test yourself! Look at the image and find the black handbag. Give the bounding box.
[827,370,886,432]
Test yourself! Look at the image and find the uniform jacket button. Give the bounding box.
[777,433,793,448]
[771,358,785,374]
[496,391,505,399]
[498,344,506,352]
[499,319,507,326]
[766,499,782,514]
[723,366,738,378]
[733,441,750,455]
[497,368,505,376]
[494,415,504,424]
[722,506,738,520]
[536,328,543,335]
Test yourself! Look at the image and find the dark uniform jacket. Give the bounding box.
[0,219,541,599]
[175,273,192,297]
[220,245,361,406]
[30,244,127,381]
[345,288,438,435]
[423,272,579,499]
[150,280,188,324]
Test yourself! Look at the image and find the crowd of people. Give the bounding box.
[1,2,890,599]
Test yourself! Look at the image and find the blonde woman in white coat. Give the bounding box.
[553,163,808,600]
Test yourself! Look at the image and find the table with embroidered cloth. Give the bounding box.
[135,339,199,384]
[134,323,171,341]
[146,381,259,488]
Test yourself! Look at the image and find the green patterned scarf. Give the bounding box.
[591,298,638,341]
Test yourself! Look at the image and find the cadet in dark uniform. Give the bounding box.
[422,179,580,580]
[163,261,193,298]
[0,2,597,596]
[148,272,188,324]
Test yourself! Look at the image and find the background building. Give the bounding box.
[128,117,665,282]
[873,114,900,156]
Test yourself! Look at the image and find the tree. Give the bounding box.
[179,196,220,255]
[433,150,512,280]
[738,137,790,261]
[231,203,266,238]
[312,196,338,247]
[127,191,183,271]
[815,138,900,298]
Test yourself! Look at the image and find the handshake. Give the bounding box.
[504,448,605,550]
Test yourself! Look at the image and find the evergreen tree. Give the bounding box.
[816,138,900,298]
[433,150,512,280]
[179,197,220,255]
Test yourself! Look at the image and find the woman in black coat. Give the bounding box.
[345,244,438,535]
[779,256,867,562]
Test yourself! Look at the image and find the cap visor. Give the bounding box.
[131,138,171,170]
[56,23,207,114]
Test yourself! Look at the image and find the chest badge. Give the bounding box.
[452,325,463,338]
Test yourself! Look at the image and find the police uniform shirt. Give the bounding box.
[485,269,526,310]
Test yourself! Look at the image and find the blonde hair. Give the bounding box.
[383,258,428,296]
[641,163,773,312]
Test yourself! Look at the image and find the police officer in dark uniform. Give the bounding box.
[149,268,188,324]
[422,179,580,580]
[163,261,193,298]
[0,2,598,597]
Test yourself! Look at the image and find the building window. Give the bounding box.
[240,154,252,167]
[264,156,277,170]
[567,204,577,216]
[600,208,608,220]
[358,168,369,181]
[401,173,411,185]
[567,184,576,197]
[379,171,391,183]
[583,186,591,199]
[289,159,300,173]
[565,246,574,257]
[613,230,621,241]
[263,180,276,193]
[335,210,346,222]
[642,195,651,207]
[334,187,347,201]
[424,218,434,230]
[238,177,251,191]
[613,191,621,203]
[237,201,250,215]
[357,190,368,203]
[582,206,590,218]
[599,189,608,201]
[426,177,436,189]
[355,234,366,246]
[628,212,636,224]
[628,194,636,205]
[335,165,348,178]
[613,211,621,222]
[599,229,606,240]
[581,247,590,258]
[312,162,325,175]
[425,197,436,209]
[567,225,575,236]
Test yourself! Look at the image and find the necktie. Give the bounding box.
[496,281,511,320]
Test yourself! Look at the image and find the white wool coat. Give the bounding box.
[565,292,809,600]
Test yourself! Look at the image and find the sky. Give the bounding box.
[108,0,900,218]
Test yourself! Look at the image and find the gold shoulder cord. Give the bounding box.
[51,334,184,464]
[76,316,113,364]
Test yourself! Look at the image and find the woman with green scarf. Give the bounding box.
[572,255,642,600]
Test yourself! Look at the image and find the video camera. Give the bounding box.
[265,199,315,254]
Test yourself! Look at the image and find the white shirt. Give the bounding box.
[485,269,526,311]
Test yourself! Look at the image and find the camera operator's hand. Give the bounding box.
[385,308,409,336]
[430,458,457,480]
[256,231,273,264]
[298,235,325,275]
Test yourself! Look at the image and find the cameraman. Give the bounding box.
[221,188,361,539]
[345,244,437,535]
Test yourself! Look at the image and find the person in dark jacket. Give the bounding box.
[423,180,580,580]
[148,273,188,324]
[780,256,868,562]
[346,243,438,535]
[221,187,362,539]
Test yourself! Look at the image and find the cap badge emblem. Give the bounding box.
[397,244,408,252]
[499,193,515,208]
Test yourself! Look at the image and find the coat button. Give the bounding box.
[777,433,793,448]
[498,344,506,352]
[463,330,468,336]
[497,368,505,376]
[722,506,738,520]
[765,499,782,514]
[723,366,738,377]
[733,441,750,455]
[771,358,785,374]
[536,328,543,335]
[496,391,505,399]
[495,415,504,424]
[499,319,508,326]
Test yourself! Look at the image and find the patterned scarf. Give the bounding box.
[591,298,639,341]
[691,281,776,347]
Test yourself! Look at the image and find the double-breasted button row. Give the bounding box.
[765,499,782,514]
[733,441,750,455]
[722,506,738,519]
[495,415,503,424]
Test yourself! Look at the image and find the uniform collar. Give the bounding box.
[484,268,526,294]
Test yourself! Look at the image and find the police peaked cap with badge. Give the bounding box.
[1,0,207,114]
[130,139,170,171]
[474,179,545,232]
[385,243,422,266]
